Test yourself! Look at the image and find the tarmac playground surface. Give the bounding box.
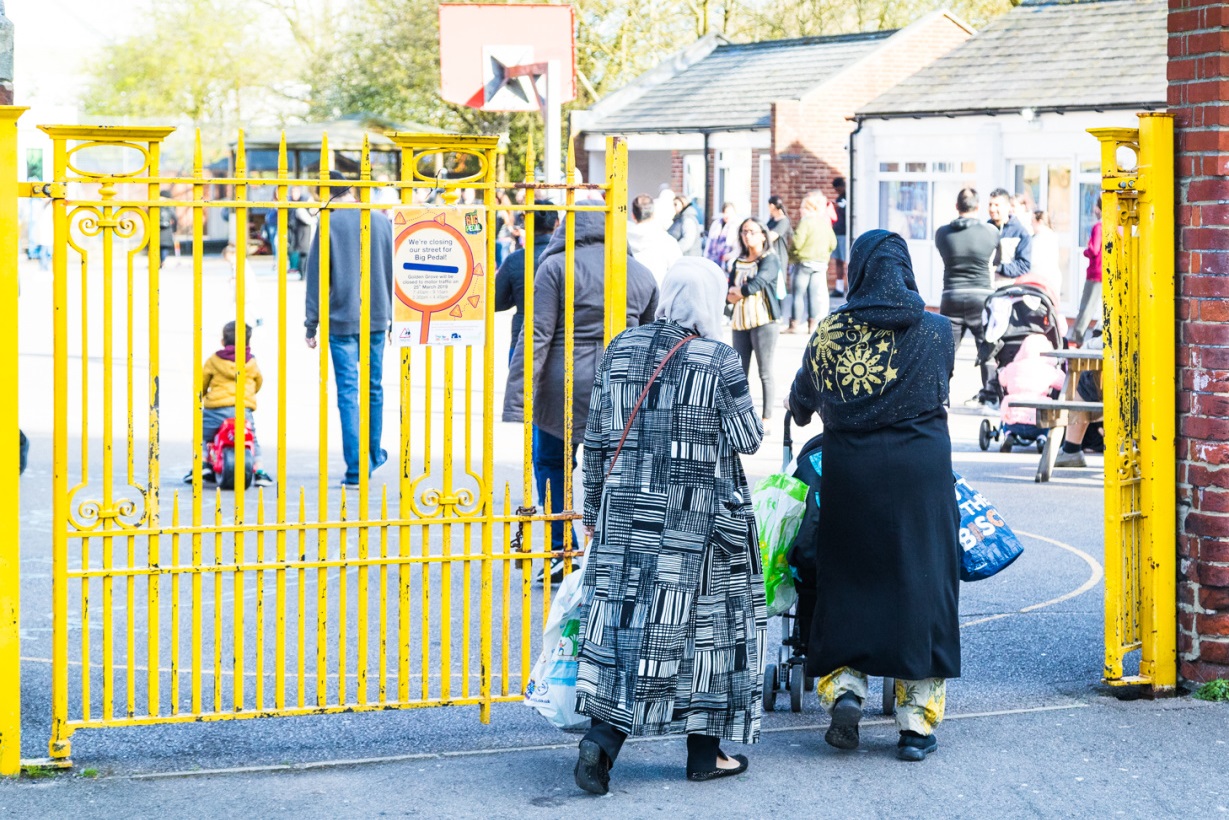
[4,256,1227,817]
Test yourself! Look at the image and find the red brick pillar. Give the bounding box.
[1170,0,1229,683]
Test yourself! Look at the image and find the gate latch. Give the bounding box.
[19,182,65,199]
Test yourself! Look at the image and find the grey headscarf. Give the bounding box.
[654,257,727,341]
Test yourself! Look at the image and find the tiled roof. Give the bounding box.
[859,0,1166,117]
[586,31,895,133]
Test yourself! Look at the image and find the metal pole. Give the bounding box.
[1137,113,1177,694]
[0,102,26,778]
[0,2,20,776]
[544,60,561,186]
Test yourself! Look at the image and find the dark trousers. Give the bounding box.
[532,425,578,553]
[584,720,720,769]
[731,323,778,419]
[940,289,997,402]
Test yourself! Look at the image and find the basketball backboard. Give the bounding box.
[439,3,576,111]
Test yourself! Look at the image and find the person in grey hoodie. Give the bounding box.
[934,187,1000,409]
[503,204,659,580]
[304,171,394,486]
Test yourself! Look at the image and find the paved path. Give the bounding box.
[7,256,1221,815]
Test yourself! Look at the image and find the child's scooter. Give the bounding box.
[209,417,255,490]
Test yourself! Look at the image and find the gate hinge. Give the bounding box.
[19,182,66,199]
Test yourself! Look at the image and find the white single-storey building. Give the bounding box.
[851,0,1166,314]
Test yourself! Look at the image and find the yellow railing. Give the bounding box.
[1091,113,1176,693]
[0,105,631,772]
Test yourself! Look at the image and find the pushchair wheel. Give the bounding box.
[762,663,778,712]
[789,664,805,713]
[883,678,896,715]
[978,419,992,451]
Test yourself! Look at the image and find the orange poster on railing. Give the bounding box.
[391,206,486,346]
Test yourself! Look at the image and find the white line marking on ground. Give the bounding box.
[125,702,1089,781]
[959,530,1103,629]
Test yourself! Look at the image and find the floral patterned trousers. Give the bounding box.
[817,667,946,736]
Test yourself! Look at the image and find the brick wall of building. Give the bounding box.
[770,14,972,220]
[670,151,684,194]
[1169,0,1229,684]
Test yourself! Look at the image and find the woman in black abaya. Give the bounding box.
[787,230,959,763]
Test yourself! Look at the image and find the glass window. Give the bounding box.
[1047,165,1072,233]
[879,162,899,173]
[1080,161,1100,174]
[245,149,280,173]
[370,150,398,182]
[932,161,955,174]
[1078,182,1101,246]
[1014,164,1042,209]
[879,181,929,240]
[961,161,976,174]
[933,179,976,228]
[906,162,927,173]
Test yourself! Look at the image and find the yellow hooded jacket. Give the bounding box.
[202,347,263,410]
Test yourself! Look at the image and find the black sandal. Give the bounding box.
[686,750,749,782]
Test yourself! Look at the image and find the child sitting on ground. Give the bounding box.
[183,320,273,486]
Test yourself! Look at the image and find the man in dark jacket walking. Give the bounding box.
[305,171,395,487]
[503,205,658,580]
[935,187,1001,409]
[495,205,558,361]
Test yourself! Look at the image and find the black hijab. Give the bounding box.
[797,230,953,431]
[836,230,926,329]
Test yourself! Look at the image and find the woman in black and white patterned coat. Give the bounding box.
[572,257,766,794]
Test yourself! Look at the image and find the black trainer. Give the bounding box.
[574,739,610,795]
[824,691,862,750]
[897,730,938,761]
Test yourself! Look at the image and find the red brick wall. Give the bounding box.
[770,14,972,222]
[1170,0,1229,684]
[670,151,684,194]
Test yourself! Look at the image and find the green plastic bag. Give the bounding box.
[752,472,808,617]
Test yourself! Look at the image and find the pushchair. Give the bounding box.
[977,283,1066,454]
[761,413,895,716]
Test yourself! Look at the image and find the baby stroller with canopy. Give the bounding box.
[977,282,1066,453]
[761,414,895,716]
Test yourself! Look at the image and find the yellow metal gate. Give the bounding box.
[1091,114,1177,693]
[0,108,631,770]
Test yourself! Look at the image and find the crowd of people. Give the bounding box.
[175,174,1100,793]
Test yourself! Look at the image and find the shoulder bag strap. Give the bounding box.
[604,334,699,482]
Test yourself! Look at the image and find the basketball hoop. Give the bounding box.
[439,4,576,183]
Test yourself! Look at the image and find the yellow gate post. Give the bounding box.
[1136,113,1177,693]
[0,104,25,778]
[1091,115,1177,694]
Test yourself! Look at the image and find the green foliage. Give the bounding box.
[81,768,100,778]
[82,0,274,153]
[1194,679,1229,702]
[23,764,56,779]
[79,0,1017,176]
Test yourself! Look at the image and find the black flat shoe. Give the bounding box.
[824,692,862,750]
[686,752,749,782]
[574,739,610,795]
[897,730,938,761]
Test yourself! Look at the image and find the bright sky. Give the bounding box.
[8,0,143,113]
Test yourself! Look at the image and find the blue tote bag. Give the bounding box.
[954,474,1025,581]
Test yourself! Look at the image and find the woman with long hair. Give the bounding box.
[727,217,783,426]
